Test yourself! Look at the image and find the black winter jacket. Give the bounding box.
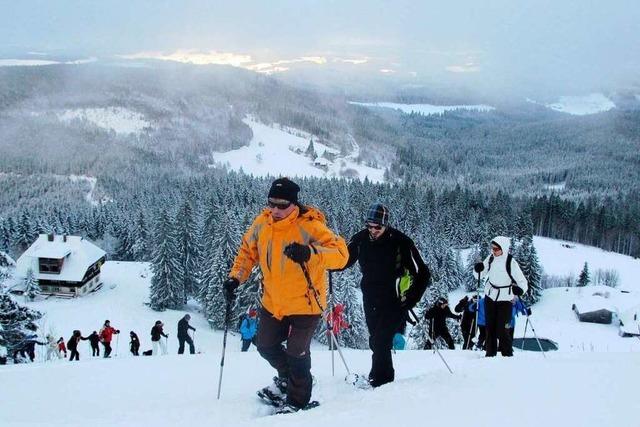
[425,305,460,332]
[177,318,195,339]
[151,325,167,342]
[343,227,430,310]
[455,297,476,331]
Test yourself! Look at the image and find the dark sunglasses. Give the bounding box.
[366,223,383,230]
[267,200,292,210]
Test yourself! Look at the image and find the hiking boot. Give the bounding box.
[257,376,287,406]
[275,403,300,415]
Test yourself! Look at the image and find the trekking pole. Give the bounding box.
[521,318,529,350]
[115,334,120,357]
[410,309,453,374]
[329,271,335,376]
[299,262,351,375]
[217,301,232,399]
[525,316,546,358]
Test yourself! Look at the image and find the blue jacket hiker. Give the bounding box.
[240,309,258,352]
[468,296,487,350]
[510,298,528,329]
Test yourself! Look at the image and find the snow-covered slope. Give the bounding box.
[527,93,616,115]
[4,239,640,426]
[349,101,495,115]
[210,117,385,182]
[57,107,150,135]
[533,236,640,292]
[2,344,637,426]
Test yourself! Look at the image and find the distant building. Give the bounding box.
[15,234,106,297]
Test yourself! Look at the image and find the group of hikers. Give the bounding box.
[12,315,198,363]
[221,177,531,414]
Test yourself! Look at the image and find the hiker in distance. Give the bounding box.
[455,294,479,350]
[223,177,348,414]
[129,331,141,356]
[99,320,120,358]
[424,297,460,350]
[177,314,196,355]
[474,236,528,357]
[240,309,258,352]
[341,203,430,387]
[151,320,169,355]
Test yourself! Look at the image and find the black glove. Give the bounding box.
[512,286,524,296]
[526,308,532,316]
[474,262,484,273]
[116,330,120,334]
[223,278,240,303]
[283,243,311,263]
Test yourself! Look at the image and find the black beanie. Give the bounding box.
[268,178,300,203]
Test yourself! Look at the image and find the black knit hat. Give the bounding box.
[366,203,390,226]
[268,178,300,203]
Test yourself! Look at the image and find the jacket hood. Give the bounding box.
[491,236,511,256]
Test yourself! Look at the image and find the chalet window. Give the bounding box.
[39,258,64,274]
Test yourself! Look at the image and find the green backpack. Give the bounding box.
[396,269,413,303]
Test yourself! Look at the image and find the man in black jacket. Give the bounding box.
[342,203,430,387]
[455,295,478,350]
[177,314,196,355]
[424,297,460,350]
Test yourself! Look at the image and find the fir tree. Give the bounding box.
[23,268,41,301]
[199,211,240,329]
[577,262,590,287]
[514,234,543,305]
[305,139,317,160]
[175,200,200,303]
[149,209,184,311]
[0,293,42,360]
[131,211,150,261]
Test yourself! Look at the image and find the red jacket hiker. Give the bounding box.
[99,322,119,343]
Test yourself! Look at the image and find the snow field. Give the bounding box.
[210,117,385,183]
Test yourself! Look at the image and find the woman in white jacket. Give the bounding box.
[474,236,528,357]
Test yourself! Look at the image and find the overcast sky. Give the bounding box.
[1,0,639,95]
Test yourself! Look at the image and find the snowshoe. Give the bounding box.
[274,400,320,415]
[257,376,287,407]
[345,373,372,389]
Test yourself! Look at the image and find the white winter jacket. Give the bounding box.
[480,236,528,302]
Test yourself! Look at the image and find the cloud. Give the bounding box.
[333,57,368,65]
[120,49,253,67]
[379,69,395,74]
[445,62,480,73]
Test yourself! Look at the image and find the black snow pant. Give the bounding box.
[241,338,254,352]
[423,327,455,350]
[69,350,80,361]
[461,319,476,350]
[131,345,140,356]
[178,336,195,354]
[484,297,513,357]
[477,326,487,350]
[256,308,320,409]
[103,342,112,358]
[91,344,100,357]
[364,304,405,387]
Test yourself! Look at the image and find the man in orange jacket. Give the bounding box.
[224,177,348,413]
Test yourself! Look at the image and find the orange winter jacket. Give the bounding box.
[230,206,348,319]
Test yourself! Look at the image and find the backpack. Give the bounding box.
[395,269,413,303]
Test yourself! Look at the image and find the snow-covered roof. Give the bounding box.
[16,235,106,282]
